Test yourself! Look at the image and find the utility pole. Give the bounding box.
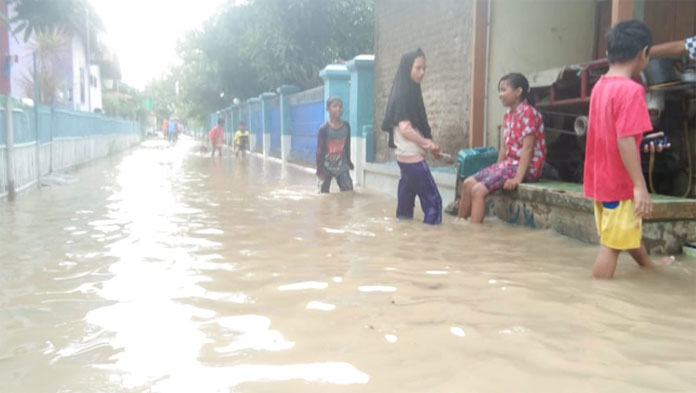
[4,65,15,200]
[85,5,91,112]
[33,52,41,184]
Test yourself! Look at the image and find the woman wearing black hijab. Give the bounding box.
[382,48,443,225]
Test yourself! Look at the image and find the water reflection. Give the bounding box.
[306,301,336,311]
[277,281,329,291]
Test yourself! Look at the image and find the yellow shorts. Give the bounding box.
[594,200,642,250]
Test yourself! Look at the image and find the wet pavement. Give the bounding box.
[1,137,694,393]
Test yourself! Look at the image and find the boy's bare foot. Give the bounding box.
[655,256,675,266]
[628,245,674,270]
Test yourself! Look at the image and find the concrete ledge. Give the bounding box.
[496,181,696,220]
[488,181,696,254]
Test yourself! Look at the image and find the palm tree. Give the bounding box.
[8,0,102,43]
[19,28,70,105]
[9,0,108,107]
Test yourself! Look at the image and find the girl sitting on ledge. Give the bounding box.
[457,73,546,224]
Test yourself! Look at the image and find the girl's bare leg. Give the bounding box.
[457,177,477,219]
[470,183,489,223]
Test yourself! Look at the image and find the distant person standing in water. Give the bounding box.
[162,118,168,139]
[316,96,354,193]
[168,118,178,144]
[382,48,443,225]
[209,118,225,157]
[234,121,250,158]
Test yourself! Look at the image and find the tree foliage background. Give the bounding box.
[146,0,374,125]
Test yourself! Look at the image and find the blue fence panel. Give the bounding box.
[51,110,70,138]
[0,100,139,147]
[269,104,281,156]
[251,104,262,152]
[289,100,324,163]
[39,107,52,143]
[53,109,83,138]
[12,109,33,144]
[240,106,250,137]
[210,113,218,131]
[223,111,232,141]
[48,108,138,138]
[22,107,49,144]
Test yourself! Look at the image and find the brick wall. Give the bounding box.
[373,0,473,162]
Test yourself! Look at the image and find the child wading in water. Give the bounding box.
[583,20,673,278]
[316,97,354,193]
[234,121,250,158]
[457,73,546,223]
[381,48,444,225]
[209,118,225,157]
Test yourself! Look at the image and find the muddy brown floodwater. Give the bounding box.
[1,137,694,393]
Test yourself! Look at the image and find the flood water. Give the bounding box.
[1,136,694,393]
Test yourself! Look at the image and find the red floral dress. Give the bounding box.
[503,100,546,178]
[473,100,546,191]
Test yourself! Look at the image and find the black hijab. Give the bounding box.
[381,48,432,148]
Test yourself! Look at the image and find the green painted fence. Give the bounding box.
[0,98,141,147]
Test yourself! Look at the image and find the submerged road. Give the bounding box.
[1,137,694,393]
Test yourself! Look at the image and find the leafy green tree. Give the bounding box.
[143,73,179,122]
[244,0,374,89]
[168,0,374,123]
[102,81,147,121]
[171,3,260,123]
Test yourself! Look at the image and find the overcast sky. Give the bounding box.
[91,0,226,89]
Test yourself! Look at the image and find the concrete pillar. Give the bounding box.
[219,108,227,144]
[225,107,233,145]
[277,85,300,162]
[211,112,220,142]
[4,95,16,200]
[240,103,247,129]
[242,101,251,151]
[247,97,261,152]
[319,64,350,123]
[260,92,276,158]
[231,104,240,145]
[364,125,375,163]
[346,55,374,187]
[210,112,217,134]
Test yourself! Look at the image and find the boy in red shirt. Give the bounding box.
[209,118,225,157]
[584,20,673,279]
